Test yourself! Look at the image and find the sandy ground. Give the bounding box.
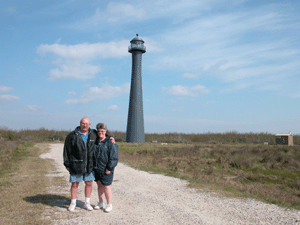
[39,143,300,225]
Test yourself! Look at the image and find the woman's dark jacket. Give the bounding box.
[93,137,119,174]
[63,127,97,175]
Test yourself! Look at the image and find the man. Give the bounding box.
[63,117,114,211]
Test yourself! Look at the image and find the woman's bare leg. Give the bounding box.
[104,185,112,204]
[97,181,105,202]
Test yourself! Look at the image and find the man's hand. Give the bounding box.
[106,169,111,175]
[110,136,115,144]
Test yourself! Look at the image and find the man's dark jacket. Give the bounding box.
[63,126,97,175]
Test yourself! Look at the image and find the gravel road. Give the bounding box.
[40,143,300,225]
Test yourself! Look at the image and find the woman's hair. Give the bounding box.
[96,123,112,137]
[96,123,107,130]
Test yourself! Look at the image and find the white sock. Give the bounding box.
[71,199,76,204]
[85,197,90,204]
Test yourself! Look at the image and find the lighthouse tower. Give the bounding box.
[126,34,146,143]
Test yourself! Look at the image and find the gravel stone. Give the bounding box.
[40,143,300,225]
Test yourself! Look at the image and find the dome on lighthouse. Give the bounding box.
[130,34,144,43]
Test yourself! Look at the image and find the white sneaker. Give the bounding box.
[68,203,76,212]
[104,204,112,213]
[94,202,104,210]
[83,203,93,211]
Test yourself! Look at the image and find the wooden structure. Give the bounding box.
[275,133,294,146]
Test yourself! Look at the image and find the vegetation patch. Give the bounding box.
[0,128,72,224]
[119,142,300,210]
[1,127,300,219]
[0,144,52,224]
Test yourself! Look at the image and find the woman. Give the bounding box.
[93,123,119,212]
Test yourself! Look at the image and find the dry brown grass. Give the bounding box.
[112,131,300,144]
[0,143,70,224]
[1,127,299,218]
[1,127,299,145]
[119,142,300,209]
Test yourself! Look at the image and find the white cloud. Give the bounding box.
[163,84,210,97]
[107,105,120,111]
[0,94,19,101]
[0,86,14,93]
[24,105,42,111]
[149,3,300,98]
[65,83,130,104]
[290,92,300,98]
[171,107,185,112]
[37,41,128,59]
[142,37,164,53]
[48,62,101,80]
[83,84,92,88]
[37,41,129,80]
[104,2,145,23]
[67,91,76,95]
[55,38,62,43]
[208,60,229,73]
[202,101,215,107]
[68,3,145,29]
[71,0,227,30]
[183,73,199,79]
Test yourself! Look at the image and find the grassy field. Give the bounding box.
[0,127,299,224]
[119,142,300,209]
[0,129,70,224]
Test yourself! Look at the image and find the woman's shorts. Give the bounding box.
[69,171,95,183]
[94,170,114,186]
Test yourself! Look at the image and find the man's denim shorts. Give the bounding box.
[69,171,95,183]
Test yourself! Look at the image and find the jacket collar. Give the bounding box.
[98,136,109,143]
[75,126,91,135]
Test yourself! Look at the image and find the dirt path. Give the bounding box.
[40,143,300,225]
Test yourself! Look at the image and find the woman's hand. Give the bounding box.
[106,169,111,175]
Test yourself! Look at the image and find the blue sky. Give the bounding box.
[1,0,300,134]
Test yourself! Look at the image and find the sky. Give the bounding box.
[1,0,300,134]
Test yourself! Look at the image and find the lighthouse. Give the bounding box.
[126,34,146,143]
